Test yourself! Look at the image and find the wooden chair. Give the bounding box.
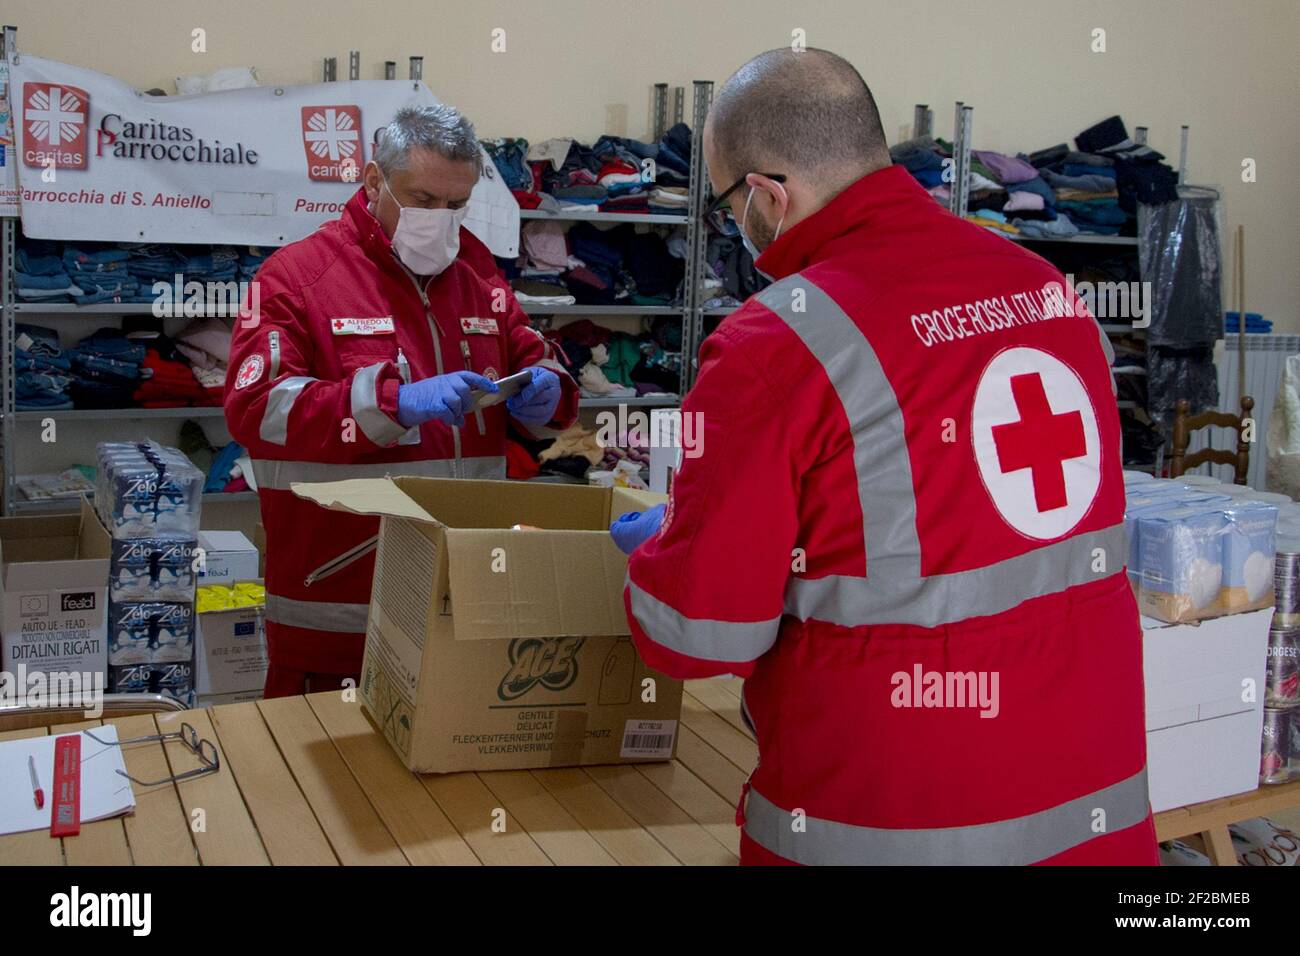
[1169,396,1254,484]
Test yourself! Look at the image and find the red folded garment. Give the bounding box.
[556,318,612,347]
[598,159,638,178]
[506,439,541,480]
[132,349,216,406]
[511,189,541,210]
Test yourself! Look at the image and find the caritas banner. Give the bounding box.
[6,54,518,255]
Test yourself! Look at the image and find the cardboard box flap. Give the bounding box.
[444,527,629,640]
[291,478,438,524]
[610,486,666,519]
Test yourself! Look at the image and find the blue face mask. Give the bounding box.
[739,184,786,279]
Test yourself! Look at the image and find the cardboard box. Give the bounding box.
[1142,609,1270,812]
[196,530,260,585]
[195,601,268,696]
[0,500,111,684]
[294,477,682,773]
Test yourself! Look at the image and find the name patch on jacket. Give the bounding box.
[330,316,395,335]
[460,316,499,335]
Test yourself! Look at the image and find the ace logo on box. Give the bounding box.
[498,637,584,701]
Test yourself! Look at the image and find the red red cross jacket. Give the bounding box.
[225,187,577,691]
[625,165,1157,866]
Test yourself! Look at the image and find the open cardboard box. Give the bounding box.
[294,477,681,773]
[0,499,111,681]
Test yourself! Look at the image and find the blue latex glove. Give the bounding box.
[610,504,667,555]
[397,371,496,428]
[507,366,562,426]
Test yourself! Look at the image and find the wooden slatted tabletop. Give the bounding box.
[0,678,753,866]
[5,677,1294,866]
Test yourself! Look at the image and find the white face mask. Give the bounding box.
[383,178,467,276]
[740,183,786,279]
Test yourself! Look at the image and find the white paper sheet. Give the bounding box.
[0,727,136,836]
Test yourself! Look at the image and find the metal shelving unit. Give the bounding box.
[1010,235,1139,247]
[578,395,678,409]
[521,304,680,316]
[519,209,688,226]
[680,80,714,392]
[1,25,19,511]
[13,407,225,422]
[13,302,243,314]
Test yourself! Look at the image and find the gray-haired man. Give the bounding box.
[225,105,577,697]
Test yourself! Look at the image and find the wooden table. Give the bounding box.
[1153,779,1300,866]
[0,678,754,866]
[4,676,1294,866]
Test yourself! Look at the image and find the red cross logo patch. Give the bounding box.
[971,347,1101,540]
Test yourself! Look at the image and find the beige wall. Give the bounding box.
[9,0,1300,327]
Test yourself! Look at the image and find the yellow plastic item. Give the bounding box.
[196,585,234,612]
[230,582,266,607]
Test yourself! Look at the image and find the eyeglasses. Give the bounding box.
[84,721,220,787]
[702,172,787,220]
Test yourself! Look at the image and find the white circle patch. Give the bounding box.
[971,347,1101,540]
[234,353,265,390]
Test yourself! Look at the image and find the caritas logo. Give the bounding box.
[301,105,363,181]
[23,82,90,170]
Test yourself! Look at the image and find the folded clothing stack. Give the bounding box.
[15,323,73,410]
[898,116,1180,240]
[506,221,686,308]
[12,319,233,411]
[545,316,682,398]
[67,327,147,408]
[174,317,233,401]
[14,236,273,305]
[133,332,219,407]
[495,123,693,215]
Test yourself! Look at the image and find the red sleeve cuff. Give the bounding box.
[378,370,403,419]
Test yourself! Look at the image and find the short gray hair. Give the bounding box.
[709,48,889,195]
[374,104,483,177]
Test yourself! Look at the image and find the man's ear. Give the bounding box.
[746,172,788,216]
[362,161,383,204]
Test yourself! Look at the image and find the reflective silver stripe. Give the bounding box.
[250,455,505,491]
[627,577,779,664]
[351,362,408,447]
[786,524,1126,629]
[1096,321,1117,396]
[268,329,281,379]
[743,767,1150,865]
[534,356,566,376]
[758,278,1120,630]
[265,594,370,634]
[258,376,315,446]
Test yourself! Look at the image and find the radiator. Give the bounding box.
[1186,335,1300,489]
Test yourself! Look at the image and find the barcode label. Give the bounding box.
[620,719,678,759]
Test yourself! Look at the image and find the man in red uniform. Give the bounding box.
[226,105,577,697]
[611,49,1157,865]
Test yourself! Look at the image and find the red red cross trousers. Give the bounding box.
[990,372,1087,513]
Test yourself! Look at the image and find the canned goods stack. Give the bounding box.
[1262,539,1300,783]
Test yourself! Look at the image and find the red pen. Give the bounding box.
[29,755,44,810]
